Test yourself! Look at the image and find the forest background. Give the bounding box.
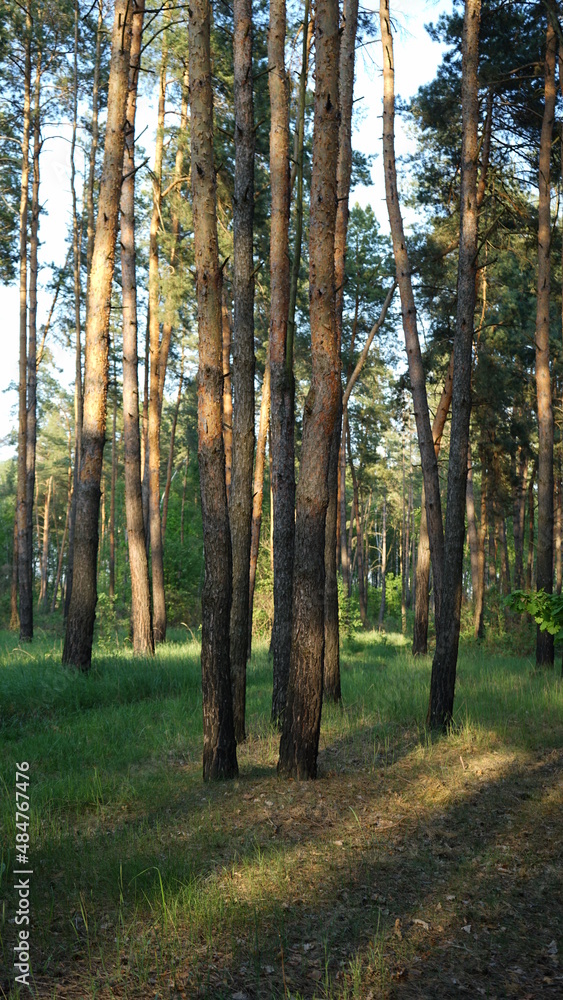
[2,0,563,997]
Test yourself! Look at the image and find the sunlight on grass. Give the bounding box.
[1,628,562,998]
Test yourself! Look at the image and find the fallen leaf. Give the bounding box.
[413,918,430,931]
[394,918,403,940]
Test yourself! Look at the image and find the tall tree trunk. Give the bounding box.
[324,0,358,703]
[17,4,32,642]
[269,0,295,726]
[412,88,492,653]
[141,309,150,537]
[535,17,556,665]
[526,460,536,591]
[120,0,153,655]
[10,517,19,630]
[51,487,71,614]
[222,285,233,499]
[39,477,52,606]
[229,0,256,742]
[180,450,189,546]
[278,0,340,779]
[109,377,117,600]
[466,446,480,599]
[412,350,454,654]
[428,0,481,730]
[556,449,562,594]
[378,488,387,630]
[340,411,350,593]
[162,338,185,542]
[347,435,367,625]
[248,352,270,660]
[189,0,238,779]
[62,0,133,670]
[65,0,85,621]
[380,0,445,633]
[512,448,528,590]
[474,445,487,637]
[159,64,189,407]
[25,45,41,630]
[86,0,103,286]
[148,44,168,644]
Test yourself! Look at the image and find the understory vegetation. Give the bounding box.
[1,627,562,999]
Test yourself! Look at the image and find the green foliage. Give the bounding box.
[505,589,563,636]
[337,576,362,637]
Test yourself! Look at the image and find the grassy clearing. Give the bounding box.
[0,628,562,999]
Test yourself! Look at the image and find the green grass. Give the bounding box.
[1,627,562,999]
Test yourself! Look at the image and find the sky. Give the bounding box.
[0,0,452,461]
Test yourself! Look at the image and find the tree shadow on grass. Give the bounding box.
[12,732,562,1000]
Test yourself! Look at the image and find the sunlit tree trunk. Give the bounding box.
[10,517,19,630]
[109,377,117,600]
[121,0,153,655]
[63,0,133,669]
[248,354,270,660]
[413,351,453,654]
[162,338,185,542]
[535,16,556,667]
[189,0,238,779]
[17,4,32,642]
[526,462,536,591]
[466,446,479,599]
[378,487,387,630]
[269,0,295,726]
[278,0,340,779]
[65,0,86,620]
[229,0,256,742]
[25,44,41,629]
[222,286,233,499]
[512,448,528,590]
[428,0,481,729]
[324,0,359,703]
[39,477,52,606]
[148,43,168,644]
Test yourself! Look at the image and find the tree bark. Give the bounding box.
[62,0,133,670]
[526,460,536,591]
[474,445,487,637]
[378,487,387,630]
[535,16,556,667]
[222,285,233,499]
[428,0,481,730]
[347,434,367,625]
[162,338,185,542]
[512,448,528,590]
[39,477,52,606]
[17,4,32,642]
[278,0,340,779]
[10,516,19,630]
[412,350,454,654]
[109,376,117,600]
[248,352,270,660]
[189,0,238,779]
[380,0,445,633]
[229,0,256,742]
[65,0,87,621]
[25,43,41,630]
[269,0,295,726]
[148,43,168,644]
[120,0,154,656]
[466,446,480,599]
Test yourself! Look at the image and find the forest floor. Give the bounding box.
[0,625,562,999]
